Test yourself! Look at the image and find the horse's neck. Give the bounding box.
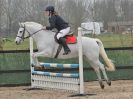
[26,24,55,48]
[32,30,55,46]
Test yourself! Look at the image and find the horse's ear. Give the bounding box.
[19,23,22,27]
[19,22,24,27]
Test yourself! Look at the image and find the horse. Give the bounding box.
[15,22,115,89]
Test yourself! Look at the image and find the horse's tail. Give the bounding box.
[95,39,115,71]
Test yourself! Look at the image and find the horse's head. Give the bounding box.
[15,23,28,45]
[15,22,43,45]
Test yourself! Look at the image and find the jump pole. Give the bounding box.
[29,37,34,88]
[78,27,84,95]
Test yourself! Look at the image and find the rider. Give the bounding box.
[43,6,71,55]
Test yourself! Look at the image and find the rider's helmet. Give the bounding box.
[45,6,55,13]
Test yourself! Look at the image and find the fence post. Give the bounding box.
[78,27,84,95]
[29,37,33,87]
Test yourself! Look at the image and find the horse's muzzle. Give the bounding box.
[15,41,20,45]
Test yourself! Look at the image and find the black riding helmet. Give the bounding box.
[45,6,55,12]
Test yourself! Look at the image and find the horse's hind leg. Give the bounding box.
[98,62,111,86]
[90,62,105,89]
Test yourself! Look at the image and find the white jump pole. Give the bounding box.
[78,27,84,95]
[29,37,34,87]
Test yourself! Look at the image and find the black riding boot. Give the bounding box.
[59,37,71,55]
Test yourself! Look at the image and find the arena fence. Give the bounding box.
[0,47,133,86]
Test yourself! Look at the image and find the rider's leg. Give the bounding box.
[58,37,71,55]
[57,27,71,55]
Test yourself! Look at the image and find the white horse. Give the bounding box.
[15,22,115,89]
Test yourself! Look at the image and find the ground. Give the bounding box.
[0,80,133,99]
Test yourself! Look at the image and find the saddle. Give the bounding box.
[54,34,77,58]
[65,35,77,44]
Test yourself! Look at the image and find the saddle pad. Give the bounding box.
[66,35,77,44]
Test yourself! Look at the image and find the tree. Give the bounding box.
[62,0,92,33]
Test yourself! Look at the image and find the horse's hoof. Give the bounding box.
[99,82,104,89]
[100,84,104,89]
[99,81,104,89]
[107,81,111,86]
[31,63,35,67]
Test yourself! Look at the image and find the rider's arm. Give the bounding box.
[46,16,56,30]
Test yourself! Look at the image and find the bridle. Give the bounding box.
[17,24,43,40]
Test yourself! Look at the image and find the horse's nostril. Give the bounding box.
[15,41,19,45]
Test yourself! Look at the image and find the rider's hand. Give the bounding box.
[42,26,46,30]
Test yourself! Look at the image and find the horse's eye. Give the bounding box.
[19,31,23,33]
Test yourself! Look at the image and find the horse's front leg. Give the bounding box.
[31,52,40,67]
[31,51,48,67]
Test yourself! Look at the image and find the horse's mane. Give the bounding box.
[23,22,43,28]
[23,21,55,36]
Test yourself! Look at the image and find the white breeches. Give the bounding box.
[56,27,70,40]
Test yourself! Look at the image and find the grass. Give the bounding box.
[2,39,29,50]
[94,33,133,47]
